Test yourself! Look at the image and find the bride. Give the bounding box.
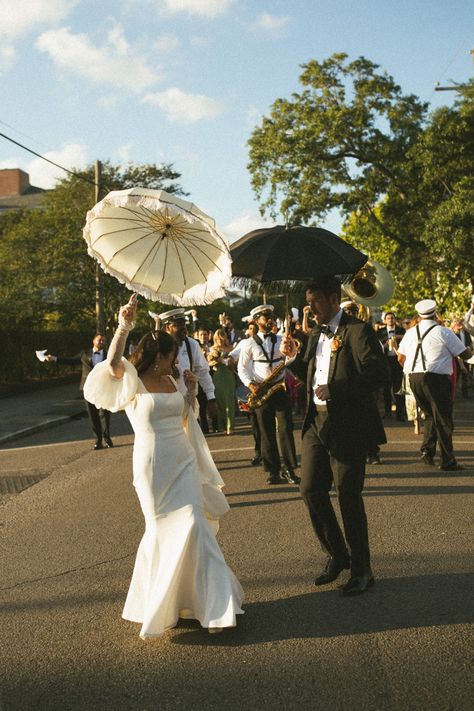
[84,295,244,638]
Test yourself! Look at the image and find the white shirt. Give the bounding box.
[397,320,466,375]
[237,332,285,386]
[463,306,474,336]
[177,337,215,400]
[312,308,344,405]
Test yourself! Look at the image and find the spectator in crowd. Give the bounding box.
[463,296,474,335]
[208,329,236,435]
[44,334,113,450]
[378,312,406,421]
[451,318,473,398]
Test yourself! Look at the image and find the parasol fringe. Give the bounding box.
[88,245,228,306]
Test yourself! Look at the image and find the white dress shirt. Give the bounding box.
[397,320,466,375]
[237,332,285,387]
[177,337,215,400]
[312,308,344,405]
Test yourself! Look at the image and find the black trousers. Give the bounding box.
[255,389,297,474]
[197,385,209,434]
[384,356,404,417]
[85,399,110,442]
[409,372,455,466]
[300,413,370,576]
[248,410,261,457]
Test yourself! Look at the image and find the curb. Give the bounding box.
[0,411,84,447]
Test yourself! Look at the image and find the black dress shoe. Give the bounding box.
[421,453,435,466]
[439,462,463,471]
[314,557,350,586]
[342,572,375,596]
[280,468,300,485]
[103,437,114,448]
[250,456,262,466]
[266,472,286,485]
[93,441,103,450]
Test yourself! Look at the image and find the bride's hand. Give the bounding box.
[183,369,198,392]
[119,293,137,329]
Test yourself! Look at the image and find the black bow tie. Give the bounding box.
[263,333,277,343]
[317,325,334,338]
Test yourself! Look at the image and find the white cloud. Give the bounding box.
[255,12,291,33]
[162,0,234,18]
[154,33,181,53]
[0,0,78,38]
[224,210,276,243]
[142,87,224,123]
[117,143,133,164]
[27,143,88,189]
[36,25,159,92]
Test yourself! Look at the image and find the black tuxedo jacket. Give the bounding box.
[57,349,107,390]
[289,313,389,459]
[377,325,405,355]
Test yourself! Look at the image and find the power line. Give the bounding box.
[0,119,49,149]
[0,131,97,187]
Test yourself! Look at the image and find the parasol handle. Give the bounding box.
[285,293,290,336]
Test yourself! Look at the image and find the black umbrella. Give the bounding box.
[231,225,367,284]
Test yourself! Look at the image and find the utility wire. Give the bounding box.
[0,131,98,188]
[0,119,49,149]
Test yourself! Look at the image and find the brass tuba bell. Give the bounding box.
[343,260,394,307]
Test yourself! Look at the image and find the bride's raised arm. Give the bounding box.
[107,294,137,379]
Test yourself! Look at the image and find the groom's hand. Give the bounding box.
[280,335,297,358]
[314,384,330,401]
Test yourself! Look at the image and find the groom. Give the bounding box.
[281,276,388,595]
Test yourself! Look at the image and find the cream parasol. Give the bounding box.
[83,187,232,305]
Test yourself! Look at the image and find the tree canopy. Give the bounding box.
[248,53,474,313]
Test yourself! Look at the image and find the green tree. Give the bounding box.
[0,161,186,331]
[248,55,474,312]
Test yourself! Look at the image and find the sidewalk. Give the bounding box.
[0,380,85,446]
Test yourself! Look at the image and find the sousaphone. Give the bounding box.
[343,260,394,307]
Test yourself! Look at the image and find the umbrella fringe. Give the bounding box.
[88,245,228,306]
[231,276,310,295]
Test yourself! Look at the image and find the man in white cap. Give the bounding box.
[157,308,218,423]
[237,304,299,485]
[396,298,472,471]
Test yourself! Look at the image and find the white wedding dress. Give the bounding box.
[84,358,244,638]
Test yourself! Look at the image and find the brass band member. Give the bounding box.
[237,304,299,486]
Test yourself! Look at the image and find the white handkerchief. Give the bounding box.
[35,350,48,362]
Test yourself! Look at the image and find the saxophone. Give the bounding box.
[246,337,302,409]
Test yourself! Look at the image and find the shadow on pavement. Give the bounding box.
[173,571,474,646]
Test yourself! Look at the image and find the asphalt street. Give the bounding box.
[0,398,473,711]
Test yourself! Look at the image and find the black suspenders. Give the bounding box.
[184,337,193,371]
[412,324,438,371]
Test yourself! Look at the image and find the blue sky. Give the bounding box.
[1,0,472,241]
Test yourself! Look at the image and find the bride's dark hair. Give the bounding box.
[129,331,178,375]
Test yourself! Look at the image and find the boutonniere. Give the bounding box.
[330,336,344,353]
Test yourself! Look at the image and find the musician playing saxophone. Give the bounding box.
[237,304,299,486]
